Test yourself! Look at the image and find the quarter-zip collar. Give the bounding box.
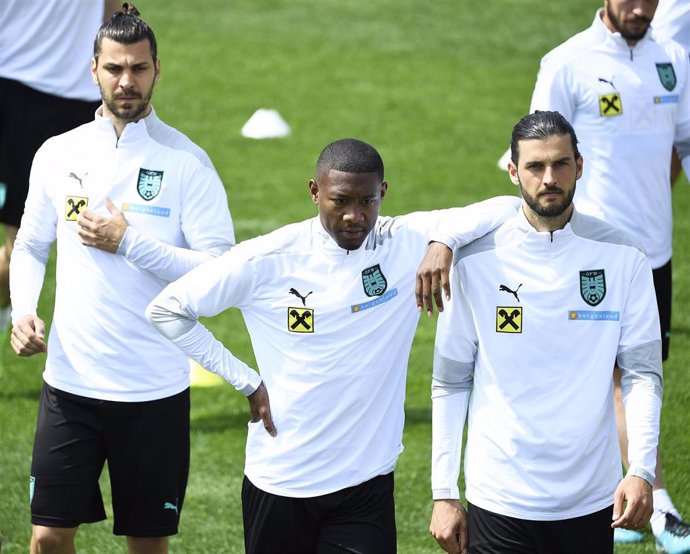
[313,216,377,258]
[514,205,577,253]
[591,7,655,60]
[94,106,154,148]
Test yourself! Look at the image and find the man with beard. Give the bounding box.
[0,0,120,329]
[429,111,662,554]
[497,1,690,549]
[10,4,235,553]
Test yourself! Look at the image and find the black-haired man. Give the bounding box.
[11,5,235,553]
[147,138,519,553]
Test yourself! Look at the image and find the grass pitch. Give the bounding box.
[1,1,687,552]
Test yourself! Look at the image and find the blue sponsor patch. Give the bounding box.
[351,288,397,313]
[122,203,171,217]
[568,310,619,321]
[654,95,679,104]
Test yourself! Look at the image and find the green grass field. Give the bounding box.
[1,1,689,552]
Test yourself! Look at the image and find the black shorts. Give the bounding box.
[242,472,397,554]
[652,260,671,361]
[30,382,190,537]
[467,502,613,554]
[0,77,99,228]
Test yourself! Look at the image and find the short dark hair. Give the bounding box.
[93,3,157,63]
[510,111,580,164]
[316,139,384,181]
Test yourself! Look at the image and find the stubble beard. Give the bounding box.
[606,7,651,42]
[520,182,575,218]
[100,82,155,123]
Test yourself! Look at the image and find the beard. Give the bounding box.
[100,83,154,122]
[606,6,651,42]
[519,181,576,218]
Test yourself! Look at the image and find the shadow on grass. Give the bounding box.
[192,411,251,434]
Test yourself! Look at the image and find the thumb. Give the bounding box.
[612,487,624,523]
[34,318,46,340]
[103,196,119,215]
[262,406,277,437]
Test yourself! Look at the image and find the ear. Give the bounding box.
[308,179,319,203]
[507,162,520,186]
[91,57,98,84]
[154,58,161,84]
[380,181,388,200]
[575,155,584,180]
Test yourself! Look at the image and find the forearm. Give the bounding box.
[431,377,471,500]
[146,294,261,395]
[619,343,663,485]
[429,196,519,251]
[9,241,48,322]
[118,226,232,282]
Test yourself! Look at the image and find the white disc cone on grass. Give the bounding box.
[241,109,290,139]
[497,148,511,171]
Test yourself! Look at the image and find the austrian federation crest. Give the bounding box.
[361,264,387,297]
[137,168,164,201]
[580,269,606,306]
[656,63,677,92]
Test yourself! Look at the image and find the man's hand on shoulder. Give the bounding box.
[77,196,128,254]
[416,242,452,317]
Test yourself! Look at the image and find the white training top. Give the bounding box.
[11,110,235,402]
[654,0,690,52]
[0,0,103,100]
[147,197,520,498]
[529,9,690,269]
[432,208,662,521]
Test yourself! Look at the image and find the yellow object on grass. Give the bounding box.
[189,358,224,387]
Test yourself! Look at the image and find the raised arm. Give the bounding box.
[416,195,519,315]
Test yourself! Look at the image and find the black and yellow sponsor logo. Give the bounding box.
[599,93,622,117]
[287,307,314,333]
[496,306,522,333]
[65,196,89,220]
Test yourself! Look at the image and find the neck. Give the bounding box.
[522,203,573,233]
[102,104,152,138]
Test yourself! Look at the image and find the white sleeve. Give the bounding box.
[117,226,230,283]
[10,144,57,321]
[672,47,690,162]
[429,195,520,250]
[146,248,261,394]
[431,266,477,500]
[529,55,577,121]
[118,164,235,282]
[617,254,663,486]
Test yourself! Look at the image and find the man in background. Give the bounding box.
[0,0,120,328]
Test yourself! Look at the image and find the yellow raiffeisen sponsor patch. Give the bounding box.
[599,93,623,117]
[65,196,88,220]
[287,307,314,333]
[496,306,522,333]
